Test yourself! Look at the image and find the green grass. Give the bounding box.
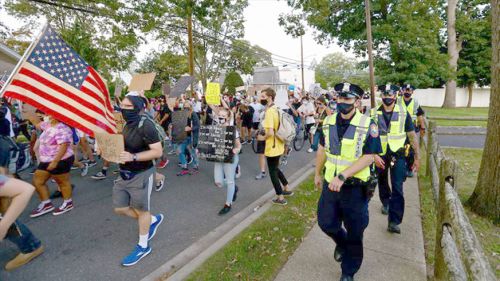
[422,106,488,127]
[418,146,500,278]
[185,178,320,281]
[432,120,487,127]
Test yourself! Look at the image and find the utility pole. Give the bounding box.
[364,0,376,108]
[300,35,305,96]
[187,12,195,96]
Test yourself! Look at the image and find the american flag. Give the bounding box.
[1,25,116,136]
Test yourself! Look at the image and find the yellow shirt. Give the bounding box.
[263,106,285,157]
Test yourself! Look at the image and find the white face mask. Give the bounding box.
[43,116,49,123]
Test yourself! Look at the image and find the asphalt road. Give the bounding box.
[437,134,486,149]
[0,144,315,281]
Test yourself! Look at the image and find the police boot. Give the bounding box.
[339,274,354,281]
[334,245,345,262]
[387,222,401,234]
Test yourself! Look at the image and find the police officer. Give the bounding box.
[315,83,382,281]
[399,84,426,177]
[374,84,421,234]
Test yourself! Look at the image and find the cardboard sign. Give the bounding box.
[113,112,125,133]
[171,110,189,143]
[235,86,245,92]
[114,85,123,98]
[162,83,171,96]
[94,133,124,163]
[205,82,221,105]
[275,87,289,110]
[198,125,235,163]
[128,73,156,91]
[170,76,195,97]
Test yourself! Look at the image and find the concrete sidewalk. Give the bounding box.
[274,176,427,281]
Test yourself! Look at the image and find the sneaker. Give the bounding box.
[70,165,79,170]
[148,214,164,241]
[30,202,54,218]
[79,158,89,163]
[307,148,313,153]
[236,165,241,179]
[334,245,344,262]
[232,185,239,202]
[53,200,74,216]
[155,178,165,192]
[241,140,247,145]
[407,170,414,177]
[121,245,152,267]
[218,204,232,215]
[176,169,190,176]
[187,155,193,165]
[80,163,89,177]
[91,171,107,180]
[167,149,176,155]
[387,222,401,234]
[87,160,97,168]
[272,198,287,205]
[156,159,169,169]
[282,190,294,197]
[49,190,62,199]
[381,205,389,215]
[255,172,266,180]
[5,245,45,271]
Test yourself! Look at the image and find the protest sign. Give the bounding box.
[275,87,289,109]
[171,76,195,97]
[235,86,245,92]
[205,82,221,105]
[94,133,124,163]
[114,85,123,98]
[162,83,171,96]
[171,110,188,143]
[198,125,235,163]
[128,73,156,91]
[113,112,125,133]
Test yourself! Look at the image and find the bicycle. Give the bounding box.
[293,121,312,151]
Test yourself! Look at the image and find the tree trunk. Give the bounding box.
[443,0,459,108]
[467,83,473,108]
[467,0,500,224]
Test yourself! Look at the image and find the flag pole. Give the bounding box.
[0,21,49,98]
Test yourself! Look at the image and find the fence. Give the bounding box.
[422,120,496,281]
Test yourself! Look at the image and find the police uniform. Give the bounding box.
[317,83,382,280]
[376,85,415,232]
[398,84,425,177]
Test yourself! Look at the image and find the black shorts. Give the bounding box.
[242,119,252,129]
[252,122,260,130]
[256,140,266,154]
[37,155,75,175]
[305,123,314,134]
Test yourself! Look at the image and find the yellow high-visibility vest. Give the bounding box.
[376,102,407,155]
[323,110,371,183]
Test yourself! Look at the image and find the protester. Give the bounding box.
[176,101,200,176]
[239,104,253,144]
[298,96,316,152]
[310,96,332,152]
[113,95,164,266]
[259,88,293,205]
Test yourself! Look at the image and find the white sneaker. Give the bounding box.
[80,163,89,177]
[307,148,313,153]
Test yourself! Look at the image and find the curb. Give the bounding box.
[140,160,315,281]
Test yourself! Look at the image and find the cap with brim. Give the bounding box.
[334,83,364,99]
[378,84,400,95]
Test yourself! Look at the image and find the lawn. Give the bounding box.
[418,146,499,278]
[422,107,489,127]
[185,178,320,281]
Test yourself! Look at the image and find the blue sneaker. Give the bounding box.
[148,214,164,241]
[121,245,151,267]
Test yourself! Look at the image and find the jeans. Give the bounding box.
[178,138,198,168]
[6,220,42,254]
[377,153,407,225]
[266,156,288,195]
[310,130,321,151]
[317,180,369,277]
[214,154,239,205]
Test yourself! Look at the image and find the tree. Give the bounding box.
[0,25,32,54]
[456,0,492,107]
[280,0,449,89]
[226,40,272,75]
[443,0,460,108]
[467,0,499,223]
[136,50,189,92]
[222,71,244,95]
[315,52,370,90]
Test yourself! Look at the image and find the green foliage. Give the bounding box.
[222,71,244,95]
[136,50,189,92]
[226,40,273,74]
[315,52,370,90]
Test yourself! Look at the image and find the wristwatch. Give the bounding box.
[132,154,138,162]
[338,173,346,182]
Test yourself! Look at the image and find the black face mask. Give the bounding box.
[382,98,395,106]
[404,93,412,98]
[121,108,140,124]
[337,102,354,115]
[260,99,268,106]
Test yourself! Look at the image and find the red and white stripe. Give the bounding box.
[4,62,117,136]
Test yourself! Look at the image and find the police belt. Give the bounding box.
[340,177,368,187]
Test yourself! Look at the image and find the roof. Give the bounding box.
[0,42,21,61]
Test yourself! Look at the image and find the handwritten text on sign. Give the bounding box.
[94,133,124,163]
[198,125,235,163]
[205,82,221,105]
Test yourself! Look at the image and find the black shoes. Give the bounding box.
[218,204,231,215]
[381,205,389,215]
[387,222,401,234]
[339,274,353,281]
[282,190,294,197]
[334,245,344,262]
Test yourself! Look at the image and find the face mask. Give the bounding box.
[121,108,140,124]
[218,117,227,124]
[382,98,395,106]
[260,99,268,106]
[179,104,184,110]
[43,116,49,123]
[337,102,354,115]
[404,93,412,98]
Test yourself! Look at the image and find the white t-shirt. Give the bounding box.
[298,102,315,124]
[250,103,264,123]
[5,107,15,137]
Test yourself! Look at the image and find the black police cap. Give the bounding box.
[378,84,400,95]
[334,83,364,98]
[402,84,416,91]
